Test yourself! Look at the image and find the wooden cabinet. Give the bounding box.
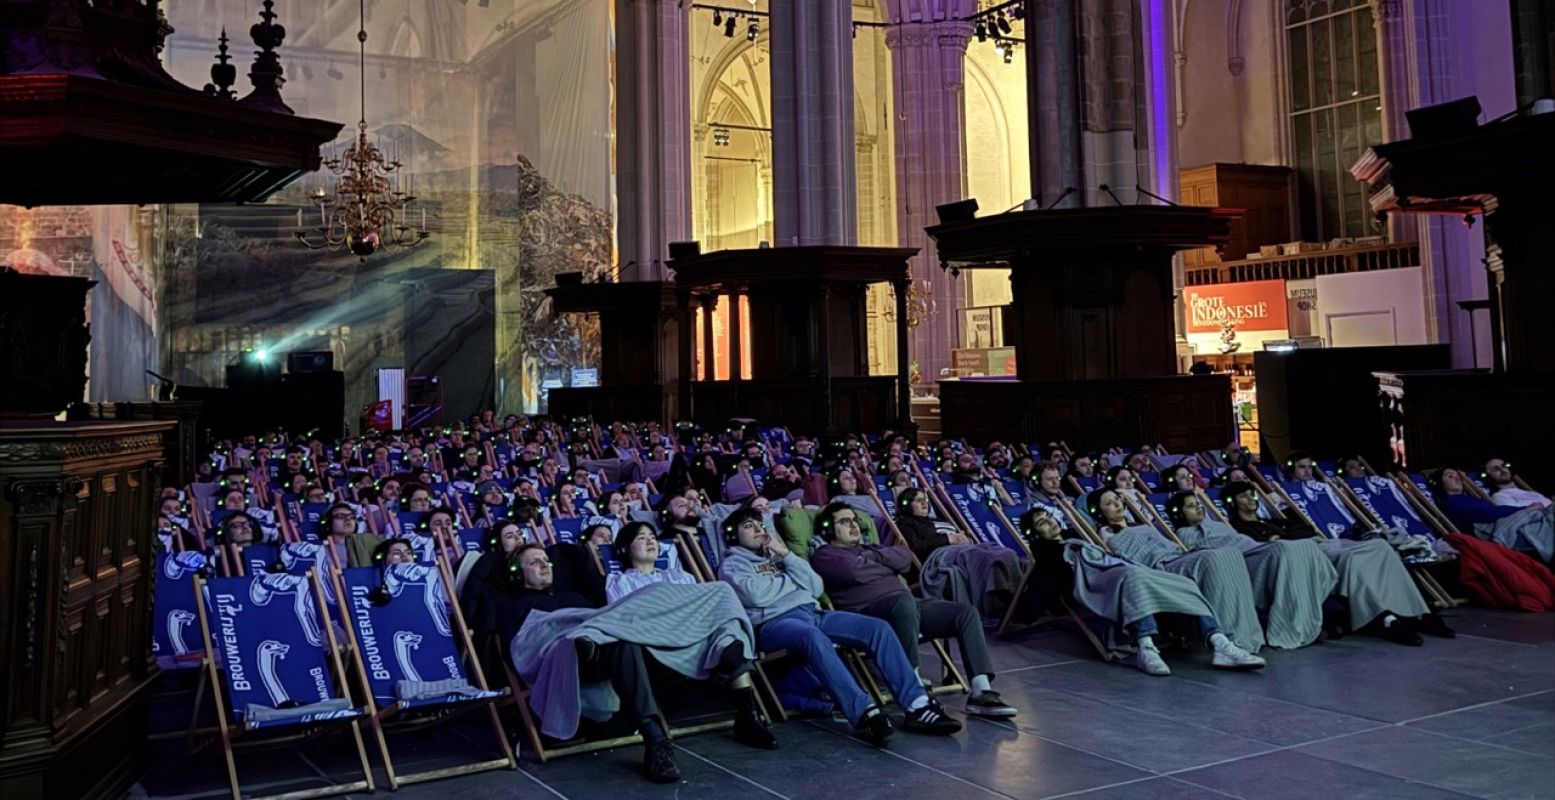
[1179,163,1293,266]
[0,420,171,800]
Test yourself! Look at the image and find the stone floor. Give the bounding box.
[130,607,1555,800]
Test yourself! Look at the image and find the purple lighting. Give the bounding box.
[1147,0,1174,202]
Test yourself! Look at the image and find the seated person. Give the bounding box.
[375,536,417,566]
[402,485,435,514]
[1162,463,1199,493]
[829,468,866,499]
[1086,488,1269,658]
[1063,454,1097,495]
[1020,507,1263,676]
[1164,491,1336,649]
[479,540,773,782]
[1337,455,1369,479]
[758,462,804,502]
[718,508,961,747]
[1106,466,1147,511]
[1484,458,1551,508]
[475,480,509,525]
[893,488,1023,616]
[585,490,631,535]
[606,522,697,603]
[1221,481,1450,644]
[949,452,987,484]
[321,502,381,568]
[1434,468,1554,564]
[888,469,915,494]
[1031,463,1094,529]
[809,503,1016,718]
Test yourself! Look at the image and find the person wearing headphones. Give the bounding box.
[809,502,1017,718]
[1483,458,1550,508]
[1086,487,1268,669]
[718,507,962,748]
[1221,481,1450,644]
[1434,468,1554,564]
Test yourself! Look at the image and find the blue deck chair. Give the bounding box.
[153,551,210,671]
[941,482,1028,555]
[1343,476,1435,537]
[1070,474,1102,494]
[552,517,585,544]
[333,564,514,789]
[1136,472,1162,492]
[457,527,489,557]
[1278,480,1355,538]
[194,572,374,800]
[278,542,323,575]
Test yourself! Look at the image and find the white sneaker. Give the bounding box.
[1135,642,1171,676]
[1208,633,1266,670]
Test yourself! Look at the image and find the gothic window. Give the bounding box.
[1286,0,1383,242]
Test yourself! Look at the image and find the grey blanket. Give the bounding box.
[1178,520,1336,649]
[1103,525,1266,652]
[1483,505,1555,564]
[1062,540,1215,651]
[919,542,1023,617]
[1313,538,1430,627]
[508,581,754,739]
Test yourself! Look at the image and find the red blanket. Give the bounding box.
[1444,532,1555,612]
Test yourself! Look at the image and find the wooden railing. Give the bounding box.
[1184,242,1420,286]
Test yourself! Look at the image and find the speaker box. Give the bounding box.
[281,371,345,439]
[287,351,334,373]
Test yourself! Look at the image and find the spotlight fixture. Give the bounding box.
[713,8,721,25]
[1003,43,1014,64]
[724,14,737,37]
[712,127,731,146]
[975,21,986,42]
[747,16,759,41]
[1011,6,1024,20]
[997,12,1011,34]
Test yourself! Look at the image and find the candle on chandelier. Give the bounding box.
[421,206,427,230]
[296,208,303,228]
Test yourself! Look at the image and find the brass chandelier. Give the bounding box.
[294,0,427,260]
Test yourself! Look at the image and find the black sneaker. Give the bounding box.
[1376,617,1423,647]
[643,737,681,783]
[902,698,962,735]
[1416,613,1456,639]
[854,705,894,747]
[965,691,1017,718]
[732,699,778,750]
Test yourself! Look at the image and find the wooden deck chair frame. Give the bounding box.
[990,497,1113,661]
[329,559,517,790]
[191,570,376,800]
[1119,492,1189,551]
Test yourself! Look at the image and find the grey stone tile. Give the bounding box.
[953,684,1274,774]
[1178,749,1481,800]
[678,722,1019,798]
[1165,633,1555,724]
[1298,726,1555,800]
[851,711,1154,799]
[1061,776,1241,799]
[1406,690,1555,750]
[1012,660,1385,746]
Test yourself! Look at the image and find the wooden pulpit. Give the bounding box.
[667,247,917,435]
[925,206,1241,450]
[544,280,681,423]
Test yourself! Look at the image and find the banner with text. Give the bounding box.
[1185,280,1290,334]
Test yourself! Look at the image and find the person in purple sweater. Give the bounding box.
[809,503,1017,718]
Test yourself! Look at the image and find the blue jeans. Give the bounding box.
[758,605,928,726]
[1129,614,1218,642]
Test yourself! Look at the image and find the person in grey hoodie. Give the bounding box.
[717,508,962,747]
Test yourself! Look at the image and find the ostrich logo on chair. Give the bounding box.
[380,563,452,637]
[248,574,324,647]
[256,640,293,706]
[393,632,425,682]
[167,609,198,657]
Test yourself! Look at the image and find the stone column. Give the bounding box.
[616,0,692,279]
[1024,0,1146,209]
[770,0,858,247]
[886,19,972,383]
